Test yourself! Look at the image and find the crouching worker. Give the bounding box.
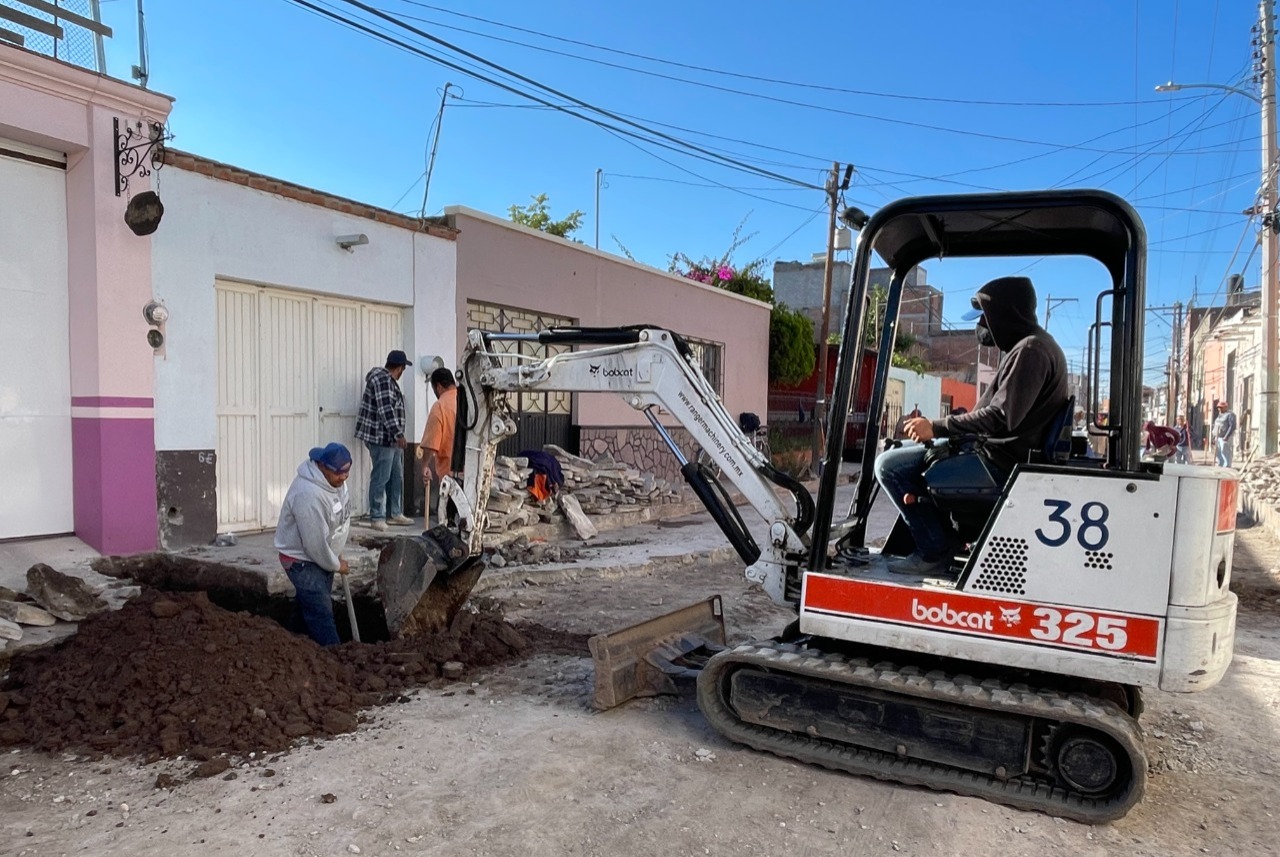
[275,442,354,645]
[874,276,1068,575]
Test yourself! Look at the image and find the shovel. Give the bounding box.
[340,572,361,643]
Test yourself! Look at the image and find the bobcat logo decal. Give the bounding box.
[999,606,1022,627]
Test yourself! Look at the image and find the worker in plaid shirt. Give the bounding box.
[355,350,414,531]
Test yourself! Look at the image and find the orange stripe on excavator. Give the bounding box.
[1217,478,1239,534]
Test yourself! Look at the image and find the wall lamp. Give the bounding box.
[336,233,369,251]
[143,300,169,325]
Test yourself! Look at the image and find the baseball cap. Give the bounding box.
[961,295,985,321]
[386,350,413,367]
[309,442,353,472]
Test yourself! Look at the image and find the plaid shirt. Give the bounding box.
[355,367,406,446]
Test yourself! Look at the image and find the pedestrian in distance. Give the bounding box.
[356,349,414,531]
[1142,420,1179,460]
[1173,415,1191,464]
[1213,401,1237,468]
[274,443,353,646]
[875,275,1068,576]
[419,367,459,526]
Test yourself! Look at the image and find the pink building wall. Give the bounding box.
[1,45,173,553]
[446,208,771,428]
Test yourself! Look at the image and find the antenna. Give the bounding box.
[131,0,149,88]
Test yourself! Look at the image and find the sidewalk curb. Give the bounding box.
[473,545,741,594]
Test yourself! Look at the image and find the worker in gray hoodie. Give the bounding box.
[275,442,354,645]
[874,275,1068,576]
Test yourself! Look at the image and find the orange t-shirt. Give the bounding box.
[420,387,457,477]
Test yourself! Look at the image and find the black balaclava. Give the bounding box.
[968,276,1039,352]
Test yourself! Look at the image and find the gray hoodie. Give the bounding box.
[274,460,352,572]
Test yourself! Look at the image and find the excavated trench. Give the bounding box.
[0,553,589,772]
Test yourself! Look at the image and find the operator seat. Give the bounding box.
[923,396,1075,542]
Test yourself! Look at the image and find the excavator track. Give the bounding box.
[696,640,1146,824]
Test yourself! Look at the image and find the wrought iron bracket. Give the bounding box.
[114,117,172,197]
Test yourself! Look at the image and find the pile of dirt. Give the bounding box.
[0,591,362,760]
[0,590,590,765]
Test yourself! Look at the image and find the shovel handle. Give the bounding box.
[341,573,361,643]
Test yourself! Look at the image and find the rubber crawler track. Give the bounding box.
[695,641,1147,824]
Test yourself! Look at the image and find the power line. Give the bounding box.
[386,0,1209,109]
[328,0,822,189]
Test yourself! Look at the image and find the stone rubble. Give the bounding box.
[481,445,685,538]
[1240,454,1280,505]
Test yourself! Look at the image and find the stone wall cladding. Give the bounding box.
[580,426,699,485]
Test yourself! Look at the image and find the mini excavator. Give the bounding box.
[377,190,1239,823]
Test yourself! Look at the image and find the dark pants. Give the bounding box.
[285,560,340,646]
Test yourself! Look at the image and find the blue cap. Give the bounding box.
[309,442,353,472]
[961,307,984,321]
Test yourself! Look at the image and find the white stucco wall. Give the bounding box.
[151,166,457,451]
[891,366,944,420]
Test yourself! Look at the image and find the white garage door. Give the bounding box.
[215,282,405,531]
[0,148,72,539]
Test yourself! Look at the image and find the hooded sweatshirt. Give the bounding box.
[930,276,1069,471]
[274,460,352,573]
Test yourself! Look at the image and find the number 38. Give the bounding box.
[1035,499,1110,550]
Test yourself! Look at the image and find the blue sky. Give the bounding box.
[99,1,1260,384]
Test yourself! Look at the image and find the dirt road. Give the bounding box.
[5,525,1280,856]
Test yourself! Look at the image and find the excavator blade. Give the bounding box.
[376,526,485,638]
[588,595,727,710]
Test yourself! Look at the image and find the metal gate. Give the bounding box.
[466,301,574,456]
[216,282,404,530]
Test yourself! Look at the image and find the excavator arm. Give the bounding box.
[442,326,814,604]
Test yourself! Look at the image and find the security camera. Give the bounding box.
[336,233,369,251]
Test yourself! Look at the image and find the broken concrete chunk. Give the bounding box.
[556,494,598,541]
[25,564,108,622]
[0,586,20,602]
[0,601,57,627]
[0,618,22,641]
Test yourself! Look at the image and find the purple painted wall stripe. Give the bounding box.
[70,396,155,408]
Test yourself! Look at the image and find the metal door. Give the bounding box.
[260,291,315,527]
[0,152,71,538]
[217,285,405,529]
[215,283,261,529]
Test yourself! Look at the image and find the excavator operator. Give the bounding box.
[874,275,1069,575]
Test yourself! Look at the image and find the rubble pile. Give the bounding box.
[482,445,685,537]
[486,534,581,568]
[1239,454,1280,506]
[0,564,109,645]
[0,590,587,764]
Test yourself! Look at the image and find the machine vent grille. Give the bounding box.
[1083,550,1114,571]
[972,536,1028,595]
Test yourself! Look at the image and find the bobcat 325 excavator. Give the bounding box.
[382,189,1239,823]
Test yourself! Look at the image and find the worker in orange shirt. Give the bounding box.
[419,367,458,526]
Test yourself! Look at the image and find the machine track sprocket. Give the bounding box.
[696,640,1146,823]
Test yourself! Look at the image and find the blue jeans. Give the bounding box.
[285,560,339,646]
[366,442,404,520]
[1175,444,1189,464]
[874,443,954,562]
[1216,438,1233,467]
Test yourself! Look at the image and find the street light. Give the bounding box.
[1154,81,1262,105]
[1156,60,1277,457]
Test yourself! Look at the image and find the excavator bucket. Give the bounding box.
[587,595,727,710]
[376,526,486,638]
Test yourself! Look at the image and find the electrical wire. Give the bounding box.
[385,0,1207,109]
[328,0,822,189]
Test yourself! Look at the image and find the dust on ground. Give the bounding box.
[3,532,1280,856]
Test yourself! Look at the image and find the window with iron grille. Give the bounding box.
[683,336,724,395]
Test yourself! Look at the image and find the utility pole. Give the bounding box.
[1172,301,1183,425]
[419,82,455,223]
[1258,0,1279,454]
[1043,294,1077,331]
[812,162,853,471]
[595,169,603,250]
